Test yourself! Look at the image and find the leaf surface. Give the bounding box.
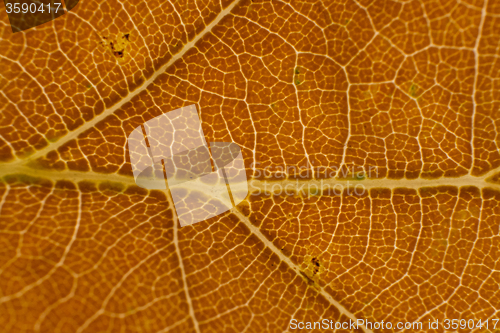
[1,0,500,332]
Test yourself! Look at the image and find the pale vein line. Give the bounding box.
[230,207,374,333]
[189,241,260,298]
[481,164,500,180]
[470,0,490,174]
[247,177,499,192]
[361,190,374,263]
[16,186,55,257]
[105,291,183,318]
[116,0,154,70]
[0,90,42,139]
[384,192,425,329]
[339,83,352,178]
[74,245,172,332]
[282,291,308,333]
[13,0,243,167]
[0,182,10,217]
[167,0,189,44]
[292,51,313,174]
[217,29,258,178]
[34,277,78,332]
[199,258,280,325]
[0,188,82,303]
[1,165,499,192]
[0,55,63,130]
[413,191,462,323]
[50,24,106,103]
[0,166,138,185]
[155,317,190,333]
[76,200,160,278]
[472,190,500,332]
[168,194,201,333]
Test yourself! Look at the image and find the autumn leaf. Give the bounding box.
[1,0,500,332]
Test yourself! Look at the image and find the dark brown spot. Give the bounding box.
[312,257,320,267]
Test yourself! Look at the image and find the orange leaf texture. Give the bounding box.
[1,0,500,332]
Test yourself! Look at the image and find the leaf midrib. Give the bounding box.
[1,165,498,192]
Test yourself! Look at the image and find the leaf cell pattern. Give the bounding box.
[0,0,500,332]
